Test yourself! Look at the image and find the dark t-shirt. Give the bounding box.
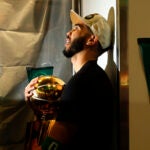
[57,60,115,149]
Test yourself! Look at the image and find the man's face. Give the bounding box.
[63,24,91,58]
[63,36,87,58]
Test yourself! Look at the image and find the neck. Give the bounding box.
[71,49,98,73]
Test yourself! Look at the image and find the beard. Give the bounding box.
[63,36,87,58]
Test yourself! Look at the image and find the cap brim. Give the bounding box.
[70,9,84,25]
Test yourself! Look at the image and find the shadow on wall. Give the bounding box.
[105,6,120,150]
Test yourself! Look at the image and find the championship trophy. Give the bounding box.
[24,73,65,150]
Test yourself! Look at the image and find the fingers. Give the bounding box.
[24,77,38,102]
[30,77,39,86]
[24,86,34,101]
[24,87,34,101]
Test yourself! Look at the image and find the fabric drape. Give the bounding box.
[0,0,72,149]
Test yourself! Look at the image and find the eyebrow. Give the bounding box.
[74,23,89,30]
[74,23,93,34]
[74,24,84,29]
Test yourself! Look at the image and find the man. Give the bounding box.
[24,9,114,150]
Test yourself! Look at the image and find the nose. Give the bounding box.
[66,30,72,37]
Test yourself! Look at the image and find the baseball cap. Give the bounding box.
[70,9,111,49]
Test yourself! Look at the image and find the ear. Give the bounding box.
[86,35,99,46]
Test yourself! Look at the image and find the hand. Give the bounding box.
[24,77,38,102]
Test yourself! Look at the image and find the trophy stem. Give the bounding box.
[24,118,56,150]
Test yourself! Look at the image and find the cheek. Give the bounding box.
[71,30,82,38]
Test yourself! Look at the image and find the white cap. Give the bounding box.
[70,9,111,49]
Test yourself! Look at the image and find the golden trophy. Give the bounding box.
[24,75,65,150]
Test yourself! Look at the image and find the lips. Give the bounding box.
[65,38,70,45]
